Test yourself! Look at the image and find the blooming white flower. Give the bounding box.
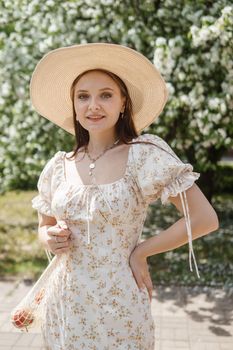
[208,98,220,110]
[220,102,227,114]
[180,95,189,105]
[1,82,11,97]
[209,113,222,123]
[155,37,167,46]
[178,72,185,81]
[222,6,232,16]
[218,129,227,138]
[48,23,58,33]
[166,82,175,96]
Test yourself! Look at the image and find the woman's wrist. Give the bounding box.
[133,242,149,260]
[38,225,52,249]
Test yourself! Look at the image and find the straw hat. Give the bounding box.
[30,43,168,135]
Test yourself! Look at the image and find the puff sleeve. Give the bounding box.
[132,133,201,278]
[31,153,58,217]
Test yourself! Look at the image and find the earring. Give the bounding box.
[121,111,125,119]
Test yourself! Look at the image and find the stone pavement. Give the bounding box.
[0,280,232,350]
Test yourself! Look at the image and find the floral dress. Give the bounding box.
[31,133,200,350]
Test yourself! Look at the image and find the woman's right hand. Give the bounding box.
[45,220,72,255]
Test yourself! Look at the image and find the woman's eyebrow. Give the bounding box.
[76,87,114,92]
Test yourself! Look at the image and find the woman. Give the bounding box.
[31,43,219,350]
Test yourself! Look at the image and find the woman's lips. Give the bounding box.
[87,116,105,121]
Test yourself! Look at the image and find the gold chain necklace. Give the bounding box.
[85,138,120,177]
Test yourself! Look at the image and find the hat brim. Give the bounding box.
[30,43,168,135]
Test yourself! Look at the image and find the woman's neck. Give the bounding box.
[87,131,119,155]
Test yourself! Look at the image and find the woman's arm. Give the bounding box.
[37,212,57,247]
[37,213,72,254]
[129,183,219,300]
[135,183,219,259]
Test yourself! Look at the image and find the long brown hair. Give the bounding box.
[67,68,173,160]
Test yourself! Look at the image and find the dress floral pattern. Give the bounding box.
[31,133,200,350]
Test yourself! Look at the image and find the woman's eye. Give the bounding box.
[102,93,112,99]
[77,93,112,100]
[77,94,88,100]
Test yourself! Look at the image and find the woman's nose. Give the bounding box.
[88,96,100,110]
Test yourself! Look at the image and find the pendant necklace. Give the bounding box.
[85,139,120,177]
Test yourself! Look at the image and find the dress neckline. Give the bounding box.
[60,138,137,188]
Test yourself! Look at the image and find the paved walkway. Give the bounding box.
[0,280,232,349]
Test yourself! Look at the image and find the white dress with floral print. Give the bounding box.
[31,133,200,350]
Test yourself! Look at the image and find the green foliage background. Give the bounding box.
[0,0,232,199]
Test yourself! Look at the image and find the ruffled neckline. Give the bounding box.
[53,137,139,188]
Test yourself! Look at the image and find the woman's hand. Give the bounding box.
[129,246,154,302]
[45,220,72,255]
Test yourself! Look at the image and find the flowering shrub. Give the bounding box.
[152,3,233,198]
[153,4,232,166]
[0,0,232,197]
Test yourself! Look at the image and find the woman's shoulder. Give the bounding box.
[131,133,182,166]
[132,133,169,153]
[45,150,68,166]
[63,148,86,160]
[40,150,65,175]
[43,150,66,162]
[134,132,165,144]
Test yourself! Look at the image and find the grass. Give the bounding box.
[0,190,48,280]
[0,190,232,287]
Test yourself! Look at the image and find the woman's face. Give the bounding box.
[73,70,126,134]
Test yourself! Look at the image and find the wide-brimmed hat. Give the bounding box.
[30,43,168,135]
